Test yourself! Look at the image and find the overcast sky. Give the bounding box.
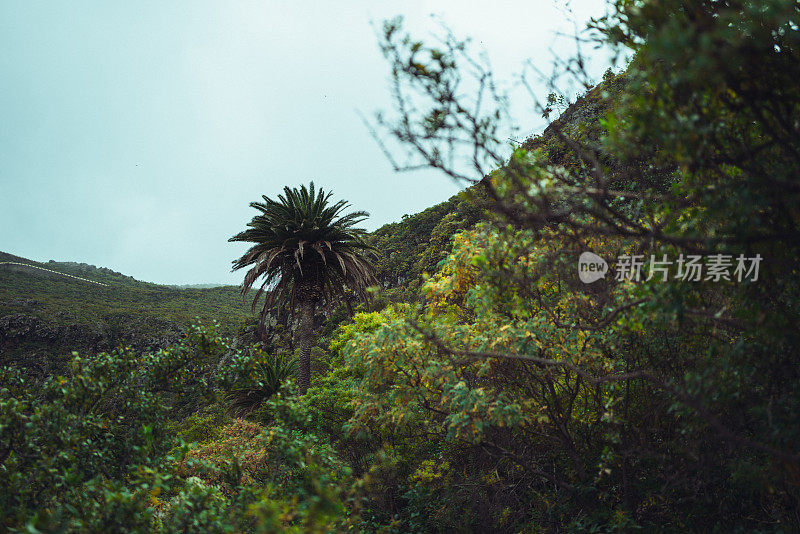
[0,1,611,285]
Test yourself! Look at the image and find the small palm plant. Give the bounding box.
[226,353,298,417]
[230,182,377,393]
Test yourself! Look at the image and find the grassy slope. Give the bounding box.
[0,251,254,336]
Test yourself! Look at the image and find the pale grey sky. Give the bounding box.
[0,1,611,284]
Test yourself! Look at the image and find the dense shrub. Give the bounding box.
[0,324,352,532]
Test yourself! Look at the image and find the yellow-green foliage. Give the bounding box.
[342,223,632,446]
[174,403,228,445]
[179,419,269,494]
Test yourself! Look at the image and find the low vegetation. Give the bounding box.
[0,252,253,334]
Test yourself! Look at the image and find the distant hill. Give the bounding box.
[167,283,229,289]
[0,251,253,326]
[0,251,198,288]
[0,251,257,373]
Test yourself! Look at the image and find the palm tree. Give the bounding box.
[230,182,377,393]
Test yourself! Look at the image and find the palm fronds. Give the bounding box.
[229,182,378,320]
[225,354,298,417]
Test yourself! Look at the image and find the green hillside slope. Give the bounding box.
[0,252,253,331]
[0,252,257,375]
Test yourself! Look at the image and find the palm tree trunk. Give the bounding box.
[296,299,315,394]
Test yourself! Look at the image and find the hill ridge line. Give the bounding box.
[0,261,110,287]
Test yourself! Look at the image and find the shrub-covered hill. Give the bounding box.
[0,251,257,372]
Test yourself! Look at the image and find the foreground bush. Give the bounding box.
[0,323,351,532]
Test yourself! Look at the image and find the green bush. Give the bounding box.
[225,352,298,417]
[0,324,352,532]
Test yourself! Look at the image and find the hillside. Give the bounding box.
[0,251,257,374]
